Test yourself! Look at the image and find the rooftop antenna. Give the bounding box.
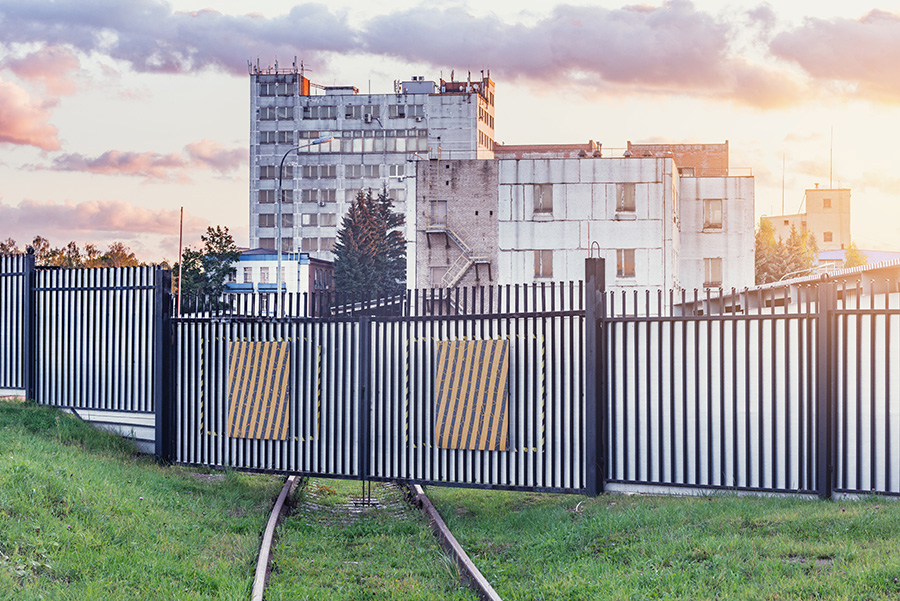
[830,125,833,189]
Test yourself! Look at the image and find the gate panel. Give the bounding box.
[173,316,360,477]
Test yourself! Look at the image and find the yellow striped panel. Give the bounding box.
[228,341,291,440]
[434,339,509,451]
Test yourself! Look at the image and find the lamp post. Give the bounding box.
[275,134,333,315]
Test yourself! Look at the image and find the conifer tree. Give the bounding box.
[333,187,406,300]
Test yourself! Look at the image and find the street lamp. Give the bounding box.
[275,134,333,315]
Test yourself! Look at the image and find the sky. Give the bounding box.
[1,0,900,262]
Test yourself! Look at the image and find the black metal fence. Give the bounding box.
[1,255,899,497]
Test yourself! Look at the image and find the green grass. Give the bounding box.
[429,487,900,600]
[264,478,479,601]
[0,400,283,600]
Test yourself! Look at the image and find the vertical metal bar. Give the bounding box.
[357,316,371,483]
[870,280,877,490]
[816,283,835,498]
[885,283,892,492]
[583,258,606,496]
[22,254,36,401]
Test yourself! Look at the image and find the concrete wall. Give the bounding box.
[679,176,756,291]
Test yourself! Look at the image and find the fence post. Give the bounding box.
[357,316,372,482]
[154,268,174,462]
[22,253,36,402]
[816,282,835,499]
[585,258,606,496]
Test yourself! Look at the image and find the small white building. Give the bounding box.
[225,248,333,295]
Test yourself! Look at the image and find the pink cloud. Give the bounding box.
[770,10,900,101]
[33,140,245,180]
[185,139,246,174]
[0,76,60,150]
[2,45,80,97]
[47,150,188,180]
[0,198,208,240]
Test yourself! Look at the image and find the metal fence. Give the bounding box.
[2,256,899,497]
[0,255,28,390]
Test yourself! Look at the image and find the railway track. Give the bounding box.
[251,477,500,600]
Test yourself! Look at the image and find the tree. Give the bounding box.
[755,221,819,284]
[333,188,406,300]
[175,226,241,308]
[0,238,20,256]
[102,242,140,267]
[843,242,868,269]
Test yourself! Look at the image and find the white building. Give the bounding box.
[409,143,755,292]
[249,63,495,259]
[225,249,333,295]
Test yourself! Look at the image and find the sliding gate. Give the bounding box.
[172,284,587,493]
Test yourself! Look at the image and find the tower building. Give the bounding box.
[249,62,495,259]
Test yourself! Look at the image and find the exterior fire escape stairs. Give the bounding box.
[425,217,492,288]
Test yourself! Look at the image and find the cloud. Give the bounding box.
[770,10,900,101]
[46,150,187,179]
[31,140,245,180]
[1,45,80,97]
[0,0,805,107]
[0,0,357,76]
[0,76,60,150]
[0,198,207,239]
[185,139,246,174]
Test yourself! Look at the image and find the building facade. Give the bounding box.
[225,249,334,296]
[762,186,851,252]
[408,143,755,292]
[249,64,494,259]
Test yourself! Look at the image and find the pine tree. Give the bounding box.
[755,222,820,284]
[333,188,406,300]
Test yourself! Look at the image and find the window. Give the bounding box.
[704,258,723,288]
[345,105,362,119]
[302,105,336,119]
[320,165,336,179]
[703,199,723,229]
[345,164,363,179]
[260,238,275,250]
[301,213,318,226]
[243,267,252,283]
[301,189,336,203]
[616,183,636,212]
[363,164,379,178]
[280,189,293,203]
[276,82,293,96]
[259,131,276,144]
[277,131,293,144]
[227,270,236,283]
[320,213,337,227]
[533,184,553,214]
[431,267,448,288]
[259,267,269,283]
[387,188,406,202]
[783,219,790,226]
[824,198,832,209]
[282,214,293,227]
[320,237,335,252]
[280,238,293,252]
[389,104,407,118]
[258,214,275,227]
[678,167,695,177]
[534,250,553,278]
[301,238,318,251]
[260,165,292,179]
[388,164,404,178]
[824,231,833,242]
[260,107,293,120]
[258,189,275,203]
[430,201,447,225]
[617,249,635,278]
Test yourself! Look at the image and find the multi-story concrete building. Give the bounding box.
[408,142,755,292]
[248,63,495,259]
[762,186,851,252]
